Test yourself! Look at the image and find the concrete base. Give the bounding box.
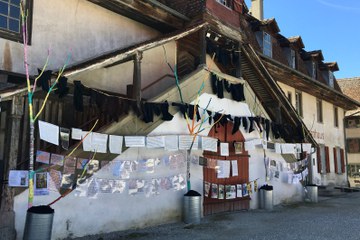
[0,211,16,240]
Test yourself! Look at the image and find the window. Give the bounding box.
[347,138,360,153]
[317,145,329,173]
[287,91,292,104]
[348,164,360,178]
[312,61,317,79]
[295,91,303,117]
[263,32,272,57]
[346,117,360,128]
[316,99,323,123]
[334,106,338,127]
[216,0,233,8]
[328,71,334,88]
[290,49,296,69]
[0,0,32,42]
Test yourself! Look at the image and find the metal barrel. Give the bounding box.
[183,190,201,224]
[23,205,54,240]
[306,185,318,203]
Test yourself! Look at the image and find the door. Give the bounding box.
[203,122,249,215]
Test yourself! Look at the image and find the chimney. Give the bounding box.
[250,0,264,20]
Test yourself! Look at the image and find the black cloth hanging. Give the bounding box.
[211,73,218,95]
[265,119,271,141]
[248,117,255,133]
[160,101,173,121]
[106,96,120,122]
[55,76,69,98]
[217,79,224,99]
[224,80,231,93]
[232,117,241,135]
[242,117,248,132]
[36,69,52,92]
[230,83,245,102]
[73,80,84,112]
[271,122,281,139]
[254,116,262,133]
[172,102,188,118]
[188,104,201,121]
[141,102,154,123]
[207,110,213,125]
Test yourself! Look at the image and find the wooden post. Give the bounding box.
[0,95,24,239]
[199,27,207,66]
[236,43,242,78]
[133,51,143,107]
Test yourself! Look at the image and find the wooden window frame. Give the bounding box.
[316,99,323,123]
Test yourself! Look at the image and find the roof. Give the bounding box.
[338,77,360,103]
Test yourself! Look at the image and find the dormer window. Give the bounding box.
[312,61,317,79]
[216,0,233,8]
[263,32,272,57]
[328,71,334,88]
[290,49,296,69]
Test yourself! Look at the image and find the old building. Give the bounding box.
[0,0,359,239]
[338,77,360,187]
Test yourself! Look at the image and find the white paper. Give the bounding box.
[179,135,198,150]
[146,136,165,148]
[275,143,281,154]
[236,184,242,198]
[165,135,178,151]
[8,170,28,187]
[71,128,82,140]
[125,136,146,147]
[91,133,108,153]
[281,144,296,154]
[38,120,59,145]
[231,160,238,177]
[220,142,229,156]
[217,160,230,178]
[302,143,312,153]
[201,137,218,152]
[109,135,123,154]
[82,132,93,152]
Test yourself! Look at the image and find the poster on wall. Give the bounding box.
[225,185,236,199]
[211,184,218,198]
[204,182,211,197]
[236,184,242,198]
[34,172,49,196]
[218,184,225,199]
[36,150,50,164]
[8,170,28,187]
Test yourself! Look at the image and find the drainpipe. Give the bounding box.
[343,110,360,187]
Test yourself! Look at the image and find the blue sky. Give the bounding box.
[244,0,360,79]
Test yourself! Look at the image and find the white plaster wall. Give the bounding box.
[14,91,306,239]
[70,43,175,94]
[277,82,347,186]
[0,0,160,75]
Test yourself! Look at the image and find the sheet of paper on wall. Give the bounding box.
[64,157,77,174]
[275,143,281,154]
[49,169,62,192]
[231,160,238,177]
[36,150,50,164]
[112,180,126,194]
[71,128,82,140]
[220,142,229,156]
[91,132,108,153]
[218,184,225,199]
[226,185,236,199]
[8,170,28,187]
[38,120,59,145]
[179,135,198,150]
[236,184,242,198]
[146,136,165,148]
[98,178,113,194]
[281,143,296,154]
[242,183,248,197]
[50,153,64,166]
[165,135,179,151]
[109,135,123,154]
[87,178,99,198]
[201,137,218,152]
[82,132,93,151]
[217,160,230,178]
[211,184,218,198]
[125,136,146,148]
[302,143,312,153]
[34,172,49,196]
[204,181,211,197]
[60,127,70,150]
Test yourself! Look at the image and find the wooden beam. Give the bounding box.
[133,51,143,106]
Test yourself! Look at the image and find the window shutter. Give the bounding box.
[340,148,345,173]
[325,146,330,173]
[317,147,322,173]
[333,147,338,173]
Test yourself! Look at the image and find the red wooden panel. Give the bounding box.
[333,147,338,174]
[340,148,345,173]
[203,122,249,215]
[325,146,330,173]
[317,147,322,173]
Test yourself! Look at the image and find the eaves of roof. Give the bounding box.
[259,54,360,110]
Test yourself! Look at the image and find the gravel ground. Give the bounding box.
[68,192,360,240]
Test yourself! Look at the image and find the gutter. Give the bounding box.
[146,0,191,21]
